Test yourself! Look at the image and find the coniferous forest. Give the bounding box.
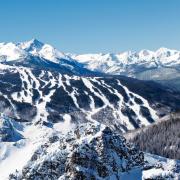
[129,112,180,159]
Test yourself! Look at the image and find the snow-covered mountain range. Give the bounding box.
[72,48,180,74]
[72,48,180,90]
[1,39,180,69]
[1,63,180,133]
[1,39,180,89]
[0,39,180,179]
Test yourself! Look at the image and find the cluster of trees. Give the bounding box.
[129,113,180,159]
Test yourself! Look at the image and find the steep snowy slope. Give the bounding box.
[143,153,180,179]
[0,120,179,180]
[8,122,144,179]
[1,64,180,133]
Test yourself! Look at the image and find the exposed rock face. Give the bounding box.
[63,126,144,179]
[10,123,144,179]
[0,120,178,180]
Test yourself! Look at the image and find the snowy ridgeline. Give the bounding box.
[0,39,180,86]
[0,39,180,72]
[0,118,179,180]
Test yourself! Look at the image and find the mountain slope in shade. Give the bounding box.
[126,111,180,160]
[1,64,180,133]
[0,40,180,141]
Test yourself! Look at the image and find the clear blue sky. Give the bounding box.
[0,0,180,53]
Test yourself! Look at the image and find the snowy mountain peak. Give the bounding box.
[0,39,74,66]
[26,38,43,46]
[18,38,44,53]
[29,38,43,44]
[19,39,70,62]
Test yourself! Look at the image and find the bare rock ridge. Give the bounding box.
[9,123,180,180]
[10,123,143,179]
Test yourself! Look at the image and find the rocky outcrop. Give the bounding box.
[10,123,144,179]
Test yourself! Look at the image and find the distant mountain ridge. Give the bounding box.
[72,47,180,74]
[0,39,179,71]
[0,39,180,89]
[71,48,180,90]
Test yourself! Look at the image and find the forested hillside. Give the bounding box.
[129,112,180,159]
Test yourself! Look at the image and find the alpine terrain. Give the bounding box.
[0,39,180,179]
